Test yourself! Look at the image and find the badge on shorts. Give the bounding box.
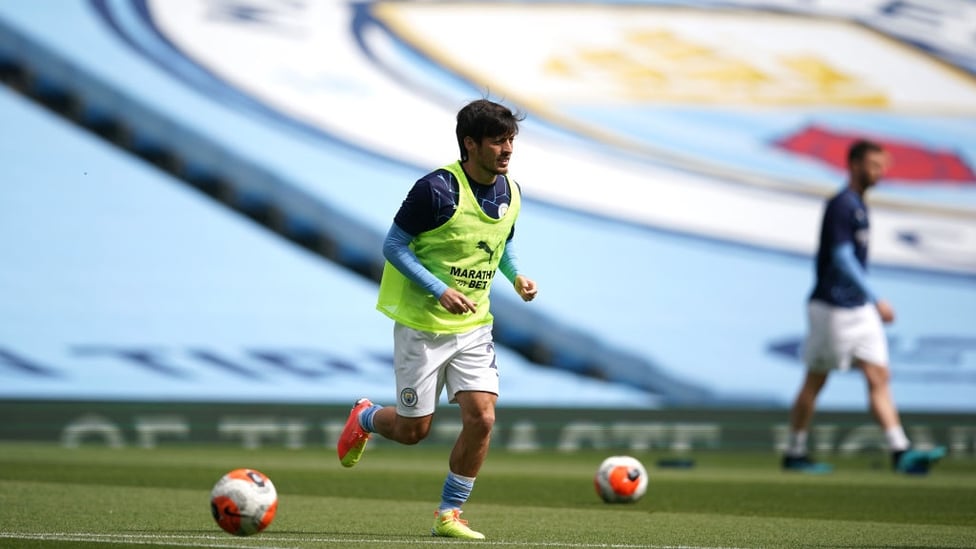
[400,388,418,408]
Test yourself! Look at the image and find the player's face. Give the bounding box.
[467,133,514,184]
[851,150,888,190]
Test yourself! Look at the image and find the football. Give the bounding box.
[210,468,278,536]
[594,455,648,503]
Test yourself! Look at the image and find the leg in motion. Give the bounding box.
[860,361,946,474]
[783,372,833,473]
[431,390,496,540]
[337,400,433,467]
[337,398,377,468]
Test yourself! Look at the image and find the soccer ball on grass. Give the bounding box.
[210,468,278,536]
[594,455,648,503]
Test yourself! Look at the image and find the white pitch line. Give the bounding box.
[0,532,283,549]
[0,532,748,549]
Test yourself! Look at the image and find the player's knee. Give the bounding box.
[393,418,431,445]
[802,372,828,394]
[876,369,891,387]
[463,409,495,438]
[399,432,426,445]
[861,363,890,387]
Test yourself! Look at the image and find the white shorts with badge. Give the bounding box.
[803,300,889,372]
[392,322,499,417]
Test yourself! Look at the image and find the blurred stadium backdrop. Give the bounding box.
[1,0,974,455]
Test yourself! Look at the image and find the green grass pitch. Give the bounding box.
[1,442,974,548]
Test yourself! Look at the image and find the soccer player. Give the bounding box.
[337,98,538,539]
[783,139,946,474]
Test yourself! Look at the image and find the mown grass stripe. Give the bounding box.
[0,532,745,549]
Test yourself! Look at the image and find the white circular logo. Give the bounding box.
[400,388,418,407]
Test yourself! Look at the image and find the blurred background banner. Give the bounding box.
[1,0,974,416]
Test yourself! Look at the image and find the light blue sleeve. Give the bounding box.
[498,238,519,284]
[832,242,877,303]
[382,223,449,298]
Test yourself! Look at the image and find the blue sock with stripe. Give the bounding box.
[439,471,475,513]
[358,405,382,433]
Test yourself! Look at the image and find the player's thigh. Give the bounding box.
[855,361,891,389]
[805,301,884,372]
[445,324,500,403]
[393,323,450,417]
[854,322,890,389]
[454,390,498,421]
[850,305,889,368]
[803,300,844,372]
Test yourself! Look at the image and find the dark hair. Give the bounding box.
[847,139,884,165]
[456,99,525,161]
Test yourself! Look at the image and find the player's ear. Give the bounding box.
[459,136,476,162]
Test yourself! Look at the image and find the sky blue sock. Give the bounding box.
[439,471,475,512]
[358,405,381,433]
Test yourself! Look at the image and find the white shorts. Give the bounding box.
[803,300,889,372]
[392,322,499,417]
